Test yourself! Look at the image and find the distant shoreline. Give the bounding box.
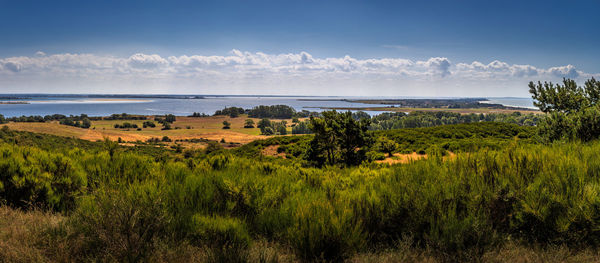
[0,101,29,105]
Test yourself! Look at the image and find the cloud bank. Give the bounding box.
[0,50,597,96]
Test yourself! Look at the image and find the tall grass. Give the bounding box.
[3,132,600,261]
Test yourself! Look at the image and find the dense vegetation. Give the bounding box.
[213,105,320,119]
[368,111,539,130]
[1,123,599,262]
[530,77,600,142]
[4,78,600,262]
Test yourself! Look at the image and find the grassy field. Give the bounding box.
[4,115,301,146]
[2,126,600,262]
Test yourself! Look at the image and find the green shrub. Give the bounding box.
[366,151,386,161]
[68,184,167,262]
[0,145,86,211]
[287,200,366,262]
[189,214,251,263]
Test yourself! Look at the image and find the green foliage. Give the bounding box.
[203,141,223,154]
[69,185,168,262]
[287,200,366,262]
[375,137,398,157]
[214,107,245,117]
[189,215,251,262]
[189,112,210,117]
[105,113,146,120]
[369,111,540,130]
[142,121,156,128]
[248,105,296,119]
[165,114,177,123]
[5,121,600,261]
[365,150,386,161]
[0,114,6,124]
[530,78,600,142]
[306,111,372,166]
[222,120,231,129]
[0,144,86,211]
[114,122,138,129]
[376,122,533,153]
[291,119,312,134]
[243,118,255,128]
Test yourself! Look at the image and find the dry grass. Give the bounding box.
[261,145,287,158]
[3,115,303,146]
[0,205,65,263]
[375,152,456,165]
[1,205,599,262]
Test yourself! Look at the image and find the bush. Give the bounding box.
[222,121,231,129]
[68,185,167,262]
[0,145,86,211]
[287,200,365,262]
[244,119,255,128]
[366,151,386,161]
[189,215,251,262]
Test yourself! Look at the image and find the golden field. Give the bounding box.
[3,115,299,147]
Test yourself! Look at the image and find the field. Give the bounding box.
[3,115,301,147]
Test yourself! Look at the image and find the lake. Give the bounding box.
[0,95,535,117]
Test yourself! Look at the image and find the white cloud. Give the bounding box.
[2,61,22,72]
[127,53,169,69]
[417,57,451,77]
[35,51,46,57]
[546,64,580,79]
[0,50,596,96]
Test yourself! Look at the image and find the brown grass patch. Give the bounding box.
[261,145,287,158]
[0,206,65,262]
[376,151,456,165]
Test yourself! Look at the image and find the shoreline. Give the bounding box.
[309,106,542,114]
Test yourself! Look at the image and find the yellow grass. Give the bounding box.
[375,152,456,165]
[4,115,301,146]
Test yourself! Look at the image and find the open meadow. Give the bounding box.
[3,115,303,147]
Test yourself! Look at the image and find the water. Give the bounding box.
[0,95,384,117]
[0,95,536,117]
[481,97,536,109]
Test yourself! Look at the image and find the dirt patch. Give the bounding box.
[376,151,456,165]
[261,145,287,158]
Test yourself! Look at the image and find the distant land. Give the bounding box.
[301,98,539,114]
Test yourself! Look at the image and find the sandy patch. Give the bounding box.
[376,151,456,165]
[261,145,287,158]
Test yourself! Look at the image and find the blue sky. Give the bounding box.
[0,0,599,96]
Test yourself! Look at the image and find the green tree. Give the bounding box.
[243,119,255,128]
[81,118,92,129]
[375,137,398,157]
[222,121,231,129]
[277,125,287,135]
[530,78,600,142]
[306,111,371,166]
[257,118,272,134]
[165,114,177,123]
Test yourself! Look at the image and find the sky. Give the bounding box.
[0,0,599,96]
